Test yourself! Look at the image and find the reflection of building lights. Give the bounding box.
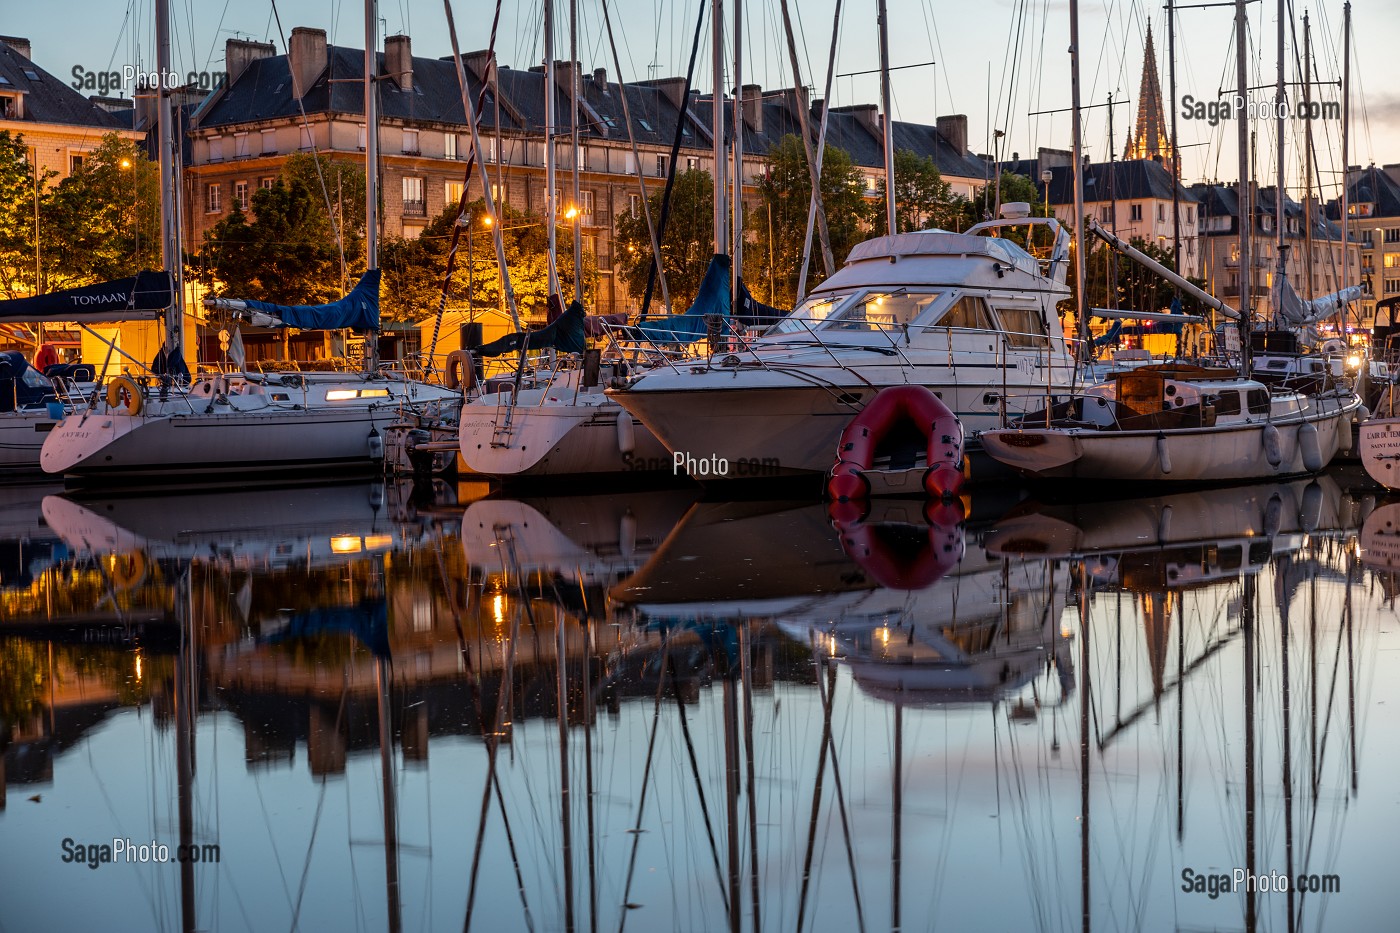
[493,593,506,628]
[329,535,362,553]
[134,653,143,681]
[364,534,393,550]
[878,626,890,645]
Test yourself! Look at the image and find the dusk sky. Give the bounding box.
[9,0,1400,199]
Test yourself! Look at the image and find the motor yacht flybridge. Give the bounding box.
[606,206,1079,480]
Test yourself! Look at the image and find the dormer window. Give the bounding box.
[0,92,20,119]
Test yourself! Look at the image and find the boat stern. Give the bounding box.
[978,428,1083,476]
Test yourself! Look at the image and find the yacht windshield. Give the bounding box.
[21,366,50,389]
[825,291,940,330]
[765,292,855,335]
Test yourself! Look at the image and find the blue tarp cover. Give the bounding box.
[261,598,390,659]
[240,269,381,331]
[0,271,171,323]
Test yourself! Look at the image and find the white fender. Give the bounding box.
[1262,423,1283,468]
[619,511,637,559]
[1300,481,1323,534]
[1298,421,1324,472]
[1156,434,1172,475]
[1263,492,1283,539]
[615,408,636,455]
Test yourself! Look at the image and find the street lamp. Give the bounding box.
[1041,168,1053,219]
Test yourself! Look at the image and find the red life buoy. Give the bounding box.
[35,343,59,373]
[826,385,965,501]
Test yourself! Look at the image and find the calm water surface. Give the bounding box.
[1,473,1398,932]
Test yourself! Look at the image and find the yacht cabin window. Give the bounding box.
[930,295,996,332]
[993,304,1049,347]
[766,292,855,334]
[826,291,939,330]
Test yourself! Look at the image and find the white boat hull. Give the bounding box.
[459,391,671,478]
[0,409,58,471]
[1359,416,1400,489]
[981,398,1360,482]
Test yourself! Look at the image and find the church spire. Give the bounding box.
[1125,23,1174,175]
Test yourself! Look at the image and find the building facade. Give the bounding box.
[1330,164,1400,327]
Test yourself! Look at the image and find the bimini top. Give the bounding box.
[846,230,1042,278]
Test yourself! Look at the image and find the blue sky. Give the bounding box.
[10,0,1399,199]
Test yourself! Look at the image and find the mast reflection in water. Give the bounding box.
[0,475,1396,931]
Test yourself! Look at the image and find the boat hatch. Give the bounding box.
[326,388,392,400]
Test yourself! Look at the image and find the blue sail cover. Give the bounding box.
[0,271,171,323]
[239,269,381,331]
[637,254,731,343]
[260,598,390,659]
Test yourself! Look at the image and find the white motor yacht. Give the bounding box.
[606,208,1079,481]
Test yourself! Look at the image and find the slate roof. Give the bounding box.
[0,40,130,130]
[1191,182,1348,242]
[1035,159,1197,205]
[1326,165,1400,221]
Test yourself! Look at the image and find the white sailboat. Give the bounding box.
[38,0,458,484]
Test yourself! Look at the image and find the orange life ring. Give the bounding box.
[105,375,143,415]
[445,349,476,392]
[827,385,964,501]
[109,551,148,591]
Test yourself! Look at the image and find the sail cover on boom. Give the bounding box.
[0,270,172,323]
[204,269,381,331]
[636,254,787,344]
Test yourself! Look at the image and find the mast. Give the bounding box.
[712,0,726,257]
[376,654,403,933]
[570,0,582,301]
[1168,1,1182,272]
[545,0,560,296]
[877,0,897,237]
[1341,3,1351,302]
[1274,0,1286,322]
[365,0,381,372]
[732,0,744,301]
[156,0,182,369]
[1302,13,1315,299]
[1070,0,1089,357]
[1234,0,1252,373]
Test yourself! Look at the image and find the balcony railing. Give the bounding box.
[402,199,427,217]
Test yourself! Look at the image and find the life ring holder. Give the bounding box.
[445,349,477,392]
[105,375,143,416]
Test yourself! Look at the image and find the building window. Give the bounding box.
[578,145,587,171]
[1388,228,1400,244]
[402,176,426,215]
[358,124,367,150]
[1386,254,1400,269]
[207,136,223,161]
[205,183,222,213]
[445,180,465,206]
[260,176,275,190]
[1187,207,1195,225]
[580,190,595,225]
[1100,206,1113,223]
[445,132,458,160]
[685,156,699,173]
[655,154,669,178]
[402,129,420,155]
[625,152,637,175]
[299,126,313,149]
[0,94,18,119]
[69,153,86,174]
[234,132,250,158]
[628,193,641,218]
[1386,279,1400,296]
[261,129,277,155]
[234,180,249,211]
[1156,204,1165,222]
[490,182,505,206]
[485,136,497,163]
[1130,204,1143,222]
[403,223,424,240]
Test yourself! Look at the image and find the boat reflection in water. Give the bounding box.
[0,476,1394,932]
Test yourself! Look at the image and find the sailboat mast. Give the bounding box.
[732,0,744,299]
[712,0,726,256]
[1302,13,1315,299]
[365,0,381,371]
[1234,0,1252,372]
[1274,0,1286,311]
[569,0,583,300]
[1168,2,1181,270]
[877,0,896,236]
[545,0,560,296]
[1069,0,1088,354]
[155,0,182,366]
[1341,2,1351,300]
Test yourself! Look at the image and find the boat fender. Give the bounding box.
[445,350,476,392]
[368,428,385,460]
[827,460,872,503]
[1262,423,1283,468]
[1298,422,1324,472]
[1157,504,1173,542]
[619,511,637,559]
[1263,492,1283,539]
[826,498,870,527]
[1300,481,1324,534]
[370,482,385,510]
[923,497,966,527]
[1156,433,1172,475]
[106,375,142,416]
[616,409,636,455]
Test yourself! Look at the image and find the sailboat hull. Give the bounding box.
[0,410,59,471]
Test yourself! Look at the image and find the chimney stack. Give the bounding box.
[641,77,688,111]
[226,37,275,85]
[288,27,327,100]
[0,36,31,60]
[742,84,762,132]
[385,34,412,91]
[833,103,879,136]
[593,68,608,92]
[936,114,968,156]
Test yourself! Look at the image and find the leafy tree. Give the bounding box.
[1075,237,1207,317]
[749,135,869,308]
[195,175,343,305]
[0,131,47,300]
[381,198,597,323]
[958,171,1043,229]
[870,149,966,235]
[42,133,160,288]
[282,152,367,288]
[614,169,715,314]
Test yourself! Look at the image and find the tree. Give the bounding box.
[42,133,160,289]
[381,198,598,323]
[1075,237,1208,317]
[0,131,47,300]
[282,152,367,287]
[870,149,966,235]
[195,175,343,305]
[749,135,870,308]
[614,169,715,314]
[957,171,1043,229]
